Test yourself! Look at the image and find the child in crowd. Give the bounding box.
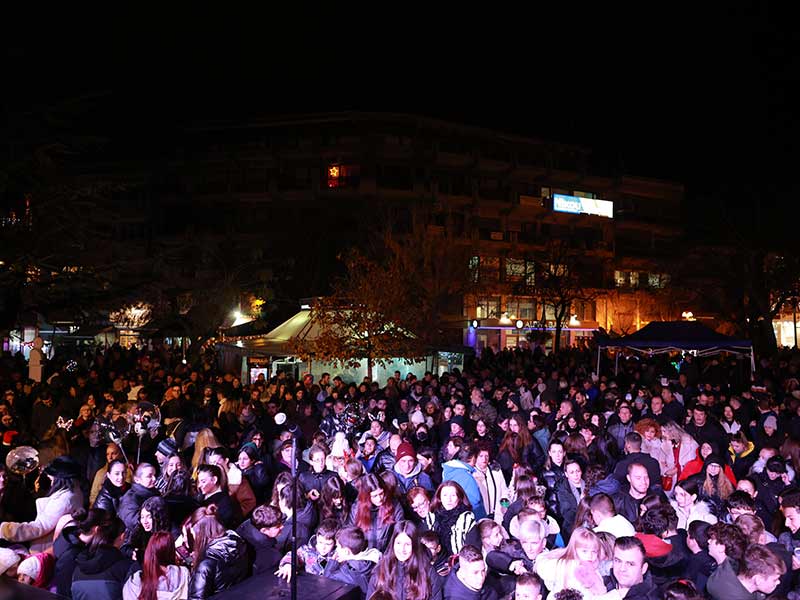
[276,519,338,580]
[323,526,382,597]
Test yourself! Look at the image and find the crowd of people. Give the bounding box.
[0,341,799,600]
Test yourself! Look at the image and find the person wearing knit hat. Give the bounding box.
[449,415,467,438]
[0,547,20,576]
[393,441,434,493]
[16,551,55,588]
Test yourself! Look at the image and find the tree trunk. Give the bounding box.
[367,355,373,382]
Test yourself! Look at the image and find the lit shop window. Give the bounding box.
[327,164,361,189]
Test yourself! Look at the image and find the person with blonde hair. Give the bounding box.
[191,429,222,471]
[535,527,606,599]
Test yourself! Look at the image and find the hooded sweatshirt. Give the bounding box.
[71,545,135,600]
[122,565,190,600]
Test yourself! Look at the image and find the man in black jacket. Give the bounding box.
[445,545,498,600]
[603,537,660,600]
[612,433,661,487]
[613,463,668,524]
[236,505,285,575]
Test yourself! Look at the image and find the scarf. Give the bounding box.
[435,504,469,540]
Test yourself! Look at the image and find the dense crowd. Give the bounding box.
[0,342,800,600]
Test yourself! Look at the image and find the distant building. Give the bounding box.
[60,112,689,353]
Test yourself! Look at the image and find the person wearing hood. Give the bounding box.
[322,526,382,597]
[119,462,160,535]
[393,441,434,495]
[0,455,84,553]
[71,510,136,600]
[182,505,248,599]
[442,442,487,520]
[122,531,190,600]
[678,442,736,486]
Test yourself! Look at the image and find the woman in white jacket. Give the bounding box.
[473,444,509,526]
[0,456,84,553]
[661,421,699,490]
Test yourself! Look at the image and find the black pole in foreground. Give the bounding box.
[290,425,299,600]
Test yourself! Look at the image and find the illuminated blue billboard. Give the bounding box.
[553,194,614,219]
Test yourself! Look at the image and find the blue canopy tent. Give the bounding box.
[597,320,755,375]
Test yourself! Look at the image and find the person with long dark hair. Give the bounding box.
[347,473,403,552]
[431,481,475,557]
[181,505,248,599]
[319,474,350,526]
[367,520,442,600]
[237,443,271,504]
[0,455,84,553]
[123,531,190,600]
[71,509,135,600]
[93,458,129,513]
[162,470,199,537]
[122,496,171,563]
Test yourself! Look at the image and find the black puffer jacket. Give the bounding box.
[298,468,339,496]
[118,483,159,534]
[53,523,86,597]
[189,530,249,600]
[93,479,126,513]
[71,545,135,600]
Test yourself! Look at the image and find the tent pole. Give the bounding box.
[615,352,619,376]
[750,348,756,377]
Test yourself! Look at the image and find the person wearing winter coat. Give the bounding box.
[0,455,84,553]
[670,478,718,530]
[235,504,284,574]
[275,483,318,550]
[442,446,487,521]
[196,463,241,529]
[347,473,404,552]
[181,505,248,600]
[119,463,160,535]
[473,444,509,525]
[444,545,497,600]
[206,447,257,518]
[93,458,129,513]
[661,422,700,487]
[53,515,87,597]
[122,531,190,600]
[367,520,443,600]
[71,511,136,600]
[554,459,586,542]
[432,481,477,557]
[729,432,758,481]
[298,444,340,498]
[393,441,435,495]
[276,520,338,580]
[237,444,271,505]
[322,526,382,597]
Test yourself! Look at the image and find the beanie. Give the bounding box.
[395,442,416,462]
[764,415,778,430]
[0,548,19,576]
[157,438,178,457]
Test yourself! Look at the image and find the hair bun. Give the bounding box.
[205,504,219,516]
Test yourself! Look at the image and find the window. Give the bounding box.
[481,257,500,282]
[648,273,670,289]
[505,258,535,285]
[469,256,480,283]
[614,270,640,287]
[573,190,597,199]
[574,300,596,321]
[327,164,361,189]
[545,262,569,277]
[506,298,536,320]
[476,296,501,319]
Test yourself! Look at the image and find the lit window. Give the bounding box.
[327,164,360,189]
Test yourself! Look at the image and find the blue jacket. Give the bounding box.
[441,460,487,520]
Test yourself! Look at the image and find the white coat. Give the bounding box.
[0,486,84,553]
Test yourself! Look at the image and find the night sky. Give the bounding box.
[5,9,798,238]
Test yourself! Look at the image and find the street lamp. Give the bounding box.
[681,311,695,321]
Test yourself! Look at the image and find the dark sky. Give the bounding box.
[5,8,799,230]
